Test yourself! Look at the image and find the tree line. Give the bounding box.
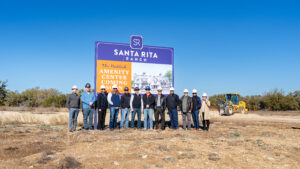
[0,80,299,111]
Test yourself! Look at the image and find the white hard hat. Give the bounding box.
[192,89,197,93]
[202,92,207,97]
[72,85,78,89]
[100,85,105,89]
[170,87,175,91]
[184,89,188,93]
[112,84,118,89]
[157,87,162,91]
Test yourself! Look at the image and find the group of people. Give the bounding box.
[66,83,211,132]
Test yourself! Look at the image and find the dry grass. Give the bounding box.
[0,110,299,168]
[0,106,67,113]
[0,111,83,126]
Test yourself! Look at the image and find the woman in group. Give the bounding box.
[200,93,211,131]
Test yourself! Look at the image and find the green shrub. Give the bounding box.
[243,95,263,111]
[209,94,225,106]
[0,80,8,106]
[262,89,299,111]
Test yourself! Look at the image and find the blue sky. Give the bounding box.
[0,0,299,96]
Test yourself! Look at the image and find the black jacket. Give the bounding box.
[130,94,142,109]
[142,94,155,109]
[66,93,80,109]
[121,93,131,108]
[166,94,180,110]
[97,92,108,109]
[155,94,166,110]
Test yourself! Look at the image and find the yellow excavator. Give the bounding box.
[219,93,247,115]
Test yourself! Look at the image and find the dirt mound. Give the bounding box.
[58,156,82,169]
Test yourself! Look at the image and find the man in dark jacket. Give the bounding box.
[191,89,201,130]
[130,87,143,129]
[66,85,80,132]
[142,86,155,130]
[166,87,180,129]
[97,85,108,130]
[120,87,131,129]
[179,89,193,130]
[154,87,167,130]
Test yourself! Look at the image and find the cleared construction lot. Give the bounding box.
[0,110,299,169]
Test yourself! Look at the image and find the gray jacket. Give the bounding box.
[66,93,80,109]
[155,94,166,110]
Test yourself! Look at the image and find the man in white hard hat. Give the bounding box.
[166,87,180,129]
[130,86,143,129]
[66,85,80,132]
[96,85,108,130]
[200,92,211,131]
[179,89,193,130]
[107,84,121,130]
[191,89,201,130]
[154,87,167,130]
[81,83,96,130]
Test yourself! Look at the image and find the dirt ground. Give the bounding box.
[0,110,299,169]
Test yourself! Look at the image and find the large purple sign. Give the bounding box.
[94,37,174,130]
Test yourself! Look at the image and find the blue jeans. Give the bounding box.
[192,110,200,129]
[131,108,142,128]
[143,109,153,129]
[109,107,119,129]
[120,108,130,128]
[168,109,178,129]
[69,108,79,130]
[82,108,94,130]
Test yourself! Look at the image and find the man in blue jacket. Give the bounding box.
[191,89,202,130]
[107,84,121,130]
[81,83,96,130]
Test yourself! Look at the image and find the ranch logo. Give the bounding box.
[130,35,143,49]
[112,35,160,62]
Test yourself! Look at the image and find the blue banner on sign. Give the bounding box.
[95,41,174,65]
